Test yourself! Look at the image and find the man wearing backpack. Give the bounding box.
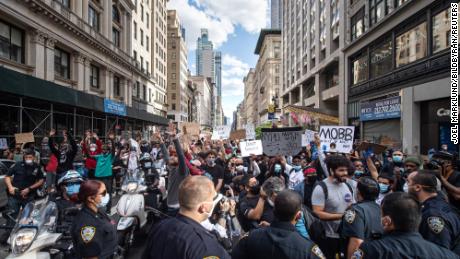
[311,155,355,259]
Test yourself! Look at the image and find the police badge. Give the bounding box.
[351,249,364,259]
[344,210,356,224]
[81,226,96,243]
[427,216,444,234]
[311,245,326,259]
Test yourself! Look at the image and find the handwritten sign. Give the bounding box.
[211,125,231,140]
[319,126,355,153]
[179,122,200,137]
[0,138,7,149]
[261,127,303,156]
[357,141,387,154]
[230,129,246,140]
[245,124,256,140]
[239,140,263,157]
[302,130,317,146]
[15,132,34,144]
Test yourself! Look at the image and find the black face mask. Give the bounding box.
[306,175,317,183]
[249,184,260,195]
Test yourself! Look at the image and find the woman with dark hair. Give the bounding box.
[71,180,117,259]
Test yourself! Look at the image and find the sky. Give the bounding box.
[167,0,270,123]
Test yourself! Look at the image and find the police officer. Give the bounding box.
[142,176,230,259]
[232,190,325,259]
[71,180,117,259]
[407,170,460,255]
[341,177,383,259]
[4,149,44,221]
[352,192,458,258]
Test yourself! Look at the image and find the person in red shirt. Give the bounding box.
[82,131,102,179]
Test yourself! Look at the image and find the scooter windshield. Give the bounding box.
[121,169,146,193]
[13,200,58,235]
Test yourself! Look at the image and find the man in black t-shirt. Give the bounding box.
[433,151,460,210]
[237,175,261,232]
[202,150,224,193]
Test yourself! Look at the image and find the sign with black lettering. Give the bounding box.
[261,127,302,156]
[360,96,401,121]
[319,126,355,153]
[239,140,263,157]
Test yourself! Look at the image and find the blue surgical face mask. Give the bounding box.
[97,193,110,208]
[274,164,282,174]
[354,170,364,177]
[66,184,81,196]
[379,183,390,194]
[293,165,302,172]
[392,156,403,163]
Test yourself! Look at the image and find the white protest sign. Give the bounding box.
[245,123,256,140]
[261,128,303,156]
[239,140,263,157]
[211,125,231,140]
[0,138,7,149]
[302,130,317,146]
[319,126,355,153]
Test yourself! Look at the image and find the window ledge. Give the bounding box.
[0,57,34,73]
[90,87,104,94]
[55,75,76,85]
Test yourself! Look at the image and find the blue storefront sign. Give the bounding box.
[104,98,126,116]
[360,96,401,121]
[268,113,276,120]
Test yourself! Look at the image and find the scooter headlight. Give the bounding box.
[127,182,138,193]
[11,228,37,255]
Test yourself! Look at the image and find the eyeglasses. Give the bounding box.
[97,190,107,197]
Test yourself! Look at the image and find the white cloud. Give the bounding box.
[221,54,250,97]
[168,0,268,50]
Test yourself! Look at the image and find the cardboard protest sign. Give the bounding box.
[179,122,200,137]
[319,126,355,153]
[245,124,256,140]
[211,125,231,140]
[239,140,263,157]
[230,129,246,140]
[357,142,387,154]
[0,138,7,149]
[14,132,34,144]
[302,130,317,146]
[261,127,303,156]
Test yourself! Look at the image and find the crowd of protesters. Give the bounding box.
[1,125,460,259]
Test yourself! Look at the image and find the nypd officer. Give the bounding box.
[142,176,230,259]
[71,180,117,259]
[352,192,458,258]
[232,190,325,259]
[340,177,383,259]
[407,170,460,255]
[4,149,44,221]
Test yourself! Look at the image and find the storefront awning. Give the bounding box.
[284,105,339,124]
[0,66,168,125]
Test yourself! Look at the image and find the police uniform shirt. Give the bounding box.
[341,200,383,240]
[419,195,460,251]
[142,214,230,259]
[232,221,326,259]
[7,162,44,190]
[352,231,459,259]
[71,206,118,259]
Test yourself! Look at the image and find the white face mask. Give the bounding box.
[267,198,274,207]
[25,159,33,165]
[202,201,216,219]
[97,193,110,208]
[90,147,96,152]
[403,182,409,193]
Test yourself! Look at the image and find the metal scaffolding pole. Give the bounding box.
[19,97,23,133]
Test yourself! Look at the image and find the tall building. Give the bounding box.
[166,10,189,122]
[189,75,212,128]
[196,29,215,81]
[0,0,167,140]
[281,0,343,126]
[131,0,167,117]
[243,68,256,125]
[344,0,452,154]
[215,51,222,97]
[271,0,282,29]
[253,29,282,125]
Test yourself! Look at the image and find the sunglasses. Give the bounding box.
[97,190,107,197]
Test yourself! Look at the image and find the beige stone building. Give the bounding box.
[166,9,189,122]
[0,0,167,139]
[189,75,212,128]
[243,68,256,125]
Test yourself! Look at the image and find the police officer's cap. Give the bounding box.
[432,151,454,161]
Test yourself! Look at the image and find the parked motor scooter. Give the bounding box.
[116,170,149,256]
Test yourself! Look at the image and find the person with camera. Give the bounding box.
[430,151,460,210]
[4,149,45,222]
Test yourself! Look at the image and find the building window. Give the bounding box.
[395,0,408,8]
[149,88,151,102]
[331,0,340,38]
[146,61,149,72]
[274,43,281,58]
[396,22,427,68]
[136,81,140,97]
[55,0,70,8]
[142,84,147,100]
[172,93,176,100]
[141,5,144,21]
[146,13,149,28]
[370,39,392,78]
[140,56,143,70]
[133,50,137,61]
[172,63,176,70]
[113,76,120,96]
[352,53,368,85]
[90,65,99,89]
[370,0,389,26]
[88,6,100,31]
[140,29,144,45]
[172,103,176,110]
[171,83,176,90]
[112,5,120,23]
[432,8,451,53]
[112,27,120,47]
[351,8,365,41]
[54,47,70,79]
[171,73,176,79]
[134,22,137,39]
[146,36,149,51]
[0,21,24,63]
